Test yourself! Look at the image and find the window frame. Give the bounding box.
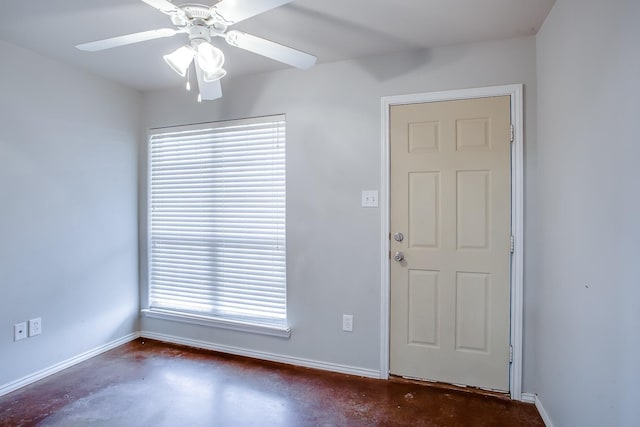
[142,115,290,338]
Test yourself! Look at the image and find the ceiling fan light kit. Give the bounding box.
[163,45,196,76]
[196,42,225,73]
[76,0,317,102]
[204,68,227,82]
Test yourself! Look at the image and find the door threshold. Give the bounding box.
[389,375,511,400]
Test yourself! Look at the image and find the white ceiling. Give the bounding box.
[0,0,555,92]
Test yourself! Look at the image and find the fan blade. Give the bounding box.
[225,31,316,69]
[195,65,223,100]
[76,28,178,52]
[140,0,183,16]
[211,0,293,25]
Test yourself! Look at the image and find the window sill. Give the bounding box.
[141,308,291,339]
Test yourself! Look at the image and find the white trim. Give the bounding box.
[534,395,555,427]
[379,85,525,399]
[141,309,291,338]
[521,392,536,404]
[0,332,140,397]
[508,84,525,401]
[141,331,381,379]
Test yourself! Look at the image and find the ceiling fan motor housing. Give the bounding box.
[188,25,212,44]
[182,4,211,19]
[170,4,227,37]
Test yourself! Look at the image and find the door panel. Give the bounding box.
[409,172,440,248]
[389,96,511,391]
[457,170,490,250]
[408,269,439,347]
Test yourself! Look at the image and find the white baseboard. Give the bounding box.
[534,395,554,427]
[0,332,140,397]
[521,393,554,427]
[140,331,381,379]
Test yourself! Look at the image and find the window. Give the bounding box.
[145,115,288,336]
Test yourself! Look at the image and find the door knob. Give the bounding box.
[393,232,404,242]
[394,251,405,262]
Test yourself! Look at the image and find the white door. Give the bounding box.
[389,96,512,391]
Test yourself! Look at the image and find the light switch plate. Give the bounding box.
[361,190,379,208]
[342,314,353,332]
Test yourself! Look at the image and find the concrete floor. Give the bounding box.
[0,339,544,426]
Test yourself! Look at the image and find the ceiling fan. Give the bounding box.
[76,0,317,102]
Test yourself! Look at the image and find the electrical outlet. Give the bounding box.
[28,318,42,337]
[14,322,27,341]
[342,314,353,332]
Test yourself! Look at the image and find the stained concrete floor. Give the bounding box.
[0,339,543,426]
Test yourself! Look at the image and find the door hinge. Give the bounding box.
[389,251,391,259]
[510,235,515,254]
[509,345,513,364]
[510,124,514,143]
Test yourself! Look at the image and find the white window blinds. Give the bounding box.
[148,115,286,328]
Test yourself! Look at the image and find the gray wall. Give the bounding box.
[0,41,141,387]
[535,0,640,425]
[141,36,539,387]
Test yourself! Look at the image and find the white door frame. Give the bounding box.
[380,84,524,400]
